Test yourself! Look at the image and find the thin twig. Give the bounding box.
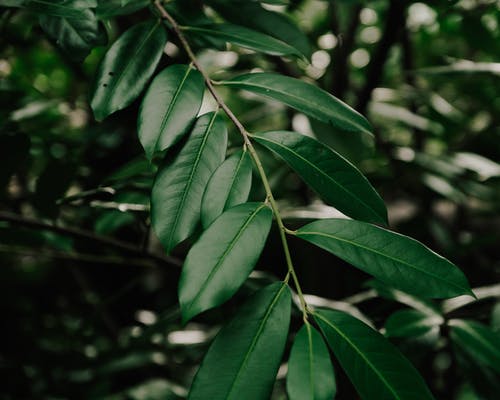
[153,0,309,317]
[0,211,182,267]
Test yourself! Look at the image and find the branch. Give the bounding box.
[355,0,407,115]
[328,3,362,99]
[0,211,182,268]
[153,0,309,318]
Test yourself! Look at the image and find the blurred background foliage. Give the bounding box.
[0,0,499,399]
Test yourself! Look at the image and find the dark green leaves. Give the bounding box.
[39,9,105,61]
[182,24,303,58]
[220,73,372,135]
[151,112,227,254]
[207,0,311,57]
[188,283,291,400]
[201,150,253,228]
[296,219,472,298]
[287,324,336,400]
[253,131,387,225]
[316,310,435,400]
[138,64,205,159]
[91,20,167,121]
[449,319,500,373]
[384,309,443,338]
[25,0,96,19]
[96,0,149,18]
[179,202,272,322]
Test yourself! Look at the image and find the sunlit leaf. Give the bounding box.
[182,24,304,58]
[315,309,435,400]
[151,112,227,254]
[90,20,167,121]
[138,64,205,159]
[188,282,291,400]
[220,73,372,135]
[296,219,472,298]
[252,130,387,225]
[179,202,272,322]
[287,323,336,400]
[201,150,253,228]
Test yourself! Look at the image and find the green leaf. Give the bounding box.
[138,64,205,159]
[26,0,96,18]
[39,9,104,61]
[367,280,441,317]
[296,219,472,298]
[252,131,387,225]
[180,202,272,322]
[182,24,304,58]
[384,309,443,338]
[449,319,500,373]
[207,0,311,58]
[220,73,372,135]
[90,20,167,121]
[201,150,253,228]
[151,112,227,254]
[287,324,336,400]
[315,309,435,400]
[188,282,291,400]
[96,0,149,18]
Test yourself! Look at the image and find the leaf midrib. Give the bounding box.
[316,313,401,400]
[225,284,288,399]
[254,134,384,224]
[152,65,196,154]
[298,230,467,293]
[222,76,369,132]
[184,203,267,316]
[167,112,218,251]
[183,25,297,55]
[99,21,160,112]
[223,150,248,210]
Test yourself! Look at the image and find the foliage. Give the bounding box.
[1,0,499,399]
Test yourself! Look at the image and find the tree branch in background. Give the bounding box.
[328,3,362,99]
[356,0,407,115]
[0,211,182,268]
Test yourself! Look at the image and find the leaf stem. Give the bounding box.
[153,0,308,317]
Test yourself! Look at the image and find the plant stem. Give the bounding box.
[153,0,308,317]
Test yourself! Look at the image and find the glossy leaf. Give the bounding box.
[287,324,336,400]
[449,319,500,373]
[220,73,372,135]
[182,24,303,58]
[296,219,472,298]
[200,150,253,228]
[384,309,443,338]
[207,0,311,57]
[26,0,96,18]
[90,20,167,121]
[188,282,291,400]
[252,131,387,225]
[315,309,435,400]
[179,202,272,322]
[39,9,105,61]
[151,112,227,254]
[138,64,205,159]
